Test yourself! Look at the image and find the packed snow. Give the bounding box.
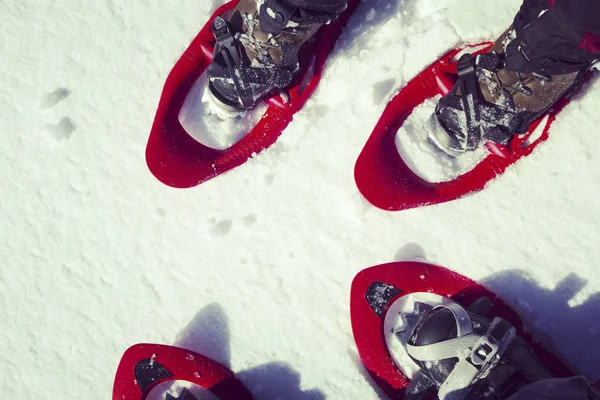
[179,72,269,150]
[394,97,489,182]
[2,0,600,399]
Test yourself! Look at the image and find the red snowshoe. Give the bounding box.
[113,343,253,400]
[146,0,359,188]
[354,43,591,211]
[350,262,573,399]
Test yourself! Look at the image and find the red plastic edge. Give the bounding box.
[112,343,253,400]
[350,262,573,399]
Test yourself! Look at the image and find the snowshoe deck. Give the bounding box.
[146,0,359,188]
[113,343,253,400]
[354,43,582,211]
[350,262,572,399]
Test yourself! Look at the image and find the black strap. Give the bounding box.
[211,16,294,109]
[456,54,484,149]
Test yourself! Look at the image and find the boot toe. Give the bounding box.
[429,110,466,157]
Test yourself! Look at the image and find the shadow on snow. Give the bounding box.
[174,303,325,400]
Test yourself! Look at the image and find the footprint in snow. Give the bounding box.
[243,214,258,227]
[45,117,76,140]
[265,174,275,185]
[40,87,76,140]
[40,88,71,109]
[210,219,233,237]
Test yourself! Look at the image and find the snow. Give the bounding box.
[1,0,600,399]
[179,72,268,150]
[394,97,489,182]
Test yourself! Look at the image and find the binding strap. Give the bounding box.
[406,303,516,400]
[210,16,294,109]
[448,53,523,148]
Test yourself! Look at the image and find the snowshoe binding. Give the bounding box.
[432,8,599,156]
[146,0,358,188]
[354,32,597,211]
[350,262,574,399]
[387,293,555,399]
[207,0,348,114]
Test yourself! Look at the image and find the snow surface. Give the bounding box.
[394,97,489,182]
[2,0,600,399]
[179,72,268,150]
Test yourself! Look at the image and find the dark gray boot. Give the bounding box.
[207,0,347,111]
[432,0,599,156]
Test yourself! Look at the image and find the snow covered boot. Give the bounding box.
[394,296,555,399]
[207,0,348,113]
[431,1,600,155]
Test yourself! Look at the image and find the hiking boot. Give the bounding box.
[207,0,347,112]
[431,27,595,156]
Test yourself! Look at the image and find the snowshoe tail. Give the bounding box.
[112,343,253,400]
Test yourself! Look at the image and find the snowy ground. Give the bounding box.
[2,0,600,399]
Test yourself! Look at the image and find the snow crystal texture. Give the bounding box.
[1,0,600,399]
